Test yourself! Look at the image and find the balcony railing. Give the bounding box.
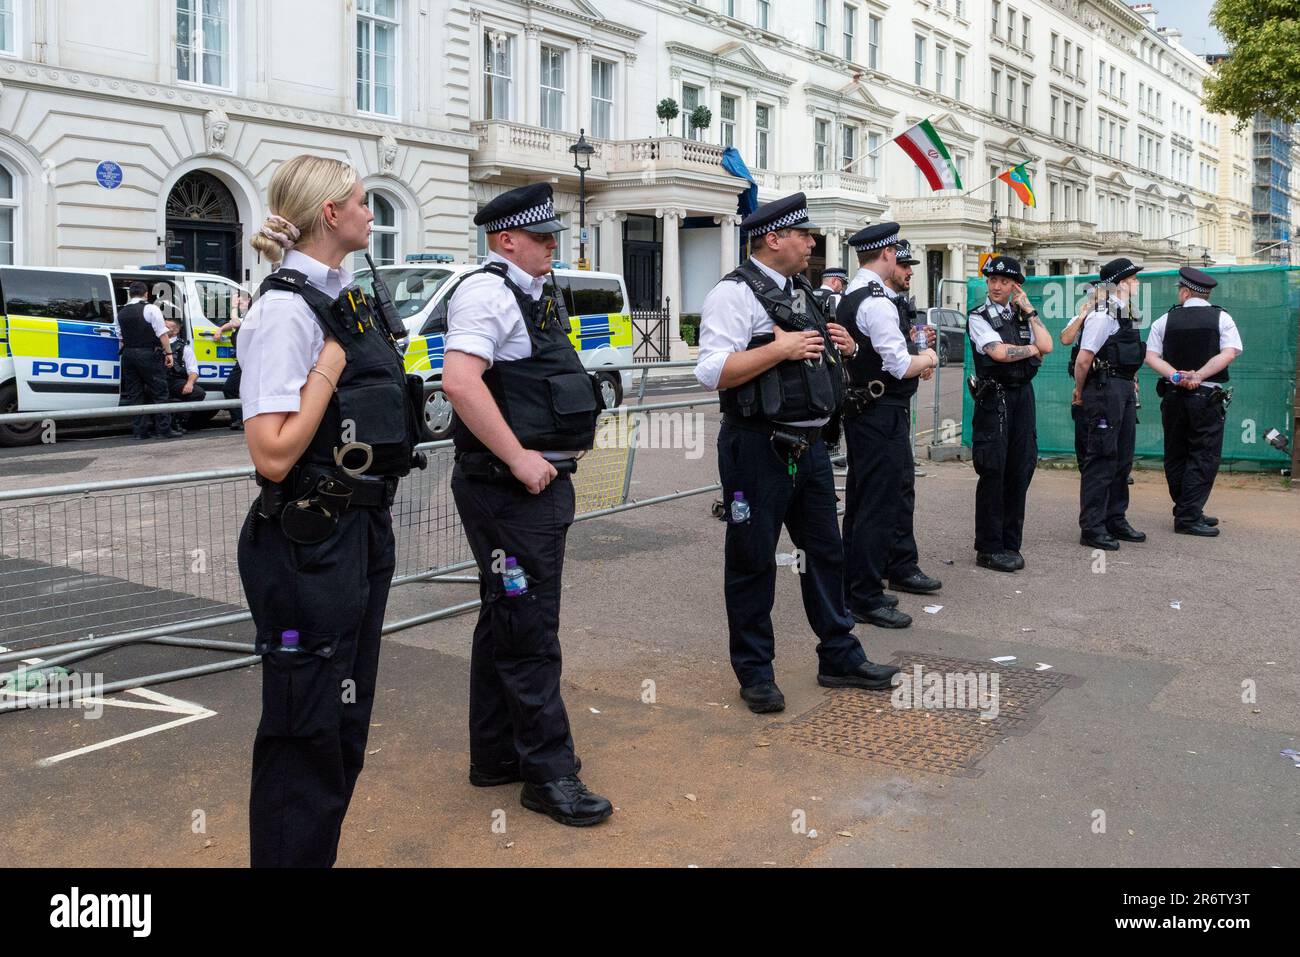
[604,136,732,176]
[1096,230,1143,249]
[890,195,993,222]
[471,120,609,177]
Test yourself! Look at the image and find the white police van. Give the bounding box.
[0,264,246,445]
[355,254,634,441]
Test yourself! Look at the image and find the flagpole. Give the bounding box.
[840,113,940,174]
[964,159,1038,198]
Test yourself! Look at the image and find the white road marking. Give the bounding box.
[37,709,217,767]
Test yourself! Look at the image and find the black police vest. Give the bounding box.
[1160,304,1227,383]
[968,301,1040,386]
[257,269,422,479]
[1093,314,1146,380]
[167,339,189,382]
[117,302,158,349]
[447,263,601,455]
[837,281,918,404]
[716,260,844,423]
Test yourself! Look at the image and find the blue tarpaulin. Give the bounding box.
[721,146,758,218]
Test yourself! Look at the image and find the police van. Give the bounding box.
[0,264,246,445]
[355,255,634,441]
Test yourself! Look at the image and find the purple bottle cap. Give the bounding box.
[281,630,300,647]
[504,557,518,568]
[733,492,745,501]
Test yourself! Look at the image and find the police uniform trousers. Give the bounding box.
[119,347,171,438]
[971,384,1037,555]
[1161,387,1227,526]
[1071,403,1086,466]
[451,466,577,785]
[223,365,243,426]
[239,503,395,868]
[166,379,207,428]
[1078,375,1137,536]
[718,421,867,687]
[842,401,921,612]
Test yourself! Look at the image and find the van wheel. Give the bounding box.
[425,381,456,442]
[0,383,43,447]
[596,372,622,410]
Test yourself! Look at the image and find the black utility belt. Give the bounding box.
[1090,369,1136,382]
[722,415,824,463]
[256,466,397,518]
[455,450,577,483]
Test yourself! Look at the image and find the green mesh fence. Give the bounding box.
[961,265,1298,471]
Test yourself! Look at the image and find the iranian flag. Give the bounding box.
[893,119,963,191]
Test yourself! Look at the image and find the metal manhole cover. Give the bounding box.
[777,653,1079,778]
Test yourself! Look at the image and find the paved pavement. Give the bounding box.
[0,399,1296,867]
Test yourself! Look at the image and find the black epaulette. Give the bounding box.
[865,281,888,298]
[257,268,311,297]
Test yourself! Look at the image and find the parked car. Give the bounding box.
[925,307,968,367]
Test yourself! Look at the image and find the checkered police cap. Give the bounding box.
[848,222,901,250]
[481,198,558,234]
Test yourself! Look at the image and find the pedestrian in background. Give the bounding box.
[114,280,179,440]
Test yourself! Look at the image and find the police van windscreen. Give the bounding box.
[1,268,114,323]
[551,276,625,316]
[356,267,454,319]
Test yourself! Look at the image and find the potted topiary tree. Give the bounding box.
[656,98,679,136]
[689,105,713,139]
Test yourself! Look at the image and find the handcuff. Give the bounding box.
[333,441,374,478]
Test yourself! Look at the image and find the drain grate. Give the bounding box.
[777,653,1079,777]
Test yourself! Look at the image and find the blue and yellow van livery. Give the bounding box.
[357,261,634,441]
[0,265,246,445]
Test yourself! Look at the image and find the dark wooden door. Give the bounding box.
[624,242,662,309]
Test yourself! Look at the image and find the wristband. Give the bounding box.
[309,367,339,391]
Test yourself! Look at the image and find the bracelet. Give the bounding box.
[309,367,338,391]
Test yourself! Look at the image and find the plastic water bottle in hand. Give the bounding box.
[730,492,751,524]
[503,557,529,596]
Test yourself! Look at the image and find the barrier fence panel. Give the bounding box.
[962,265,1298,470]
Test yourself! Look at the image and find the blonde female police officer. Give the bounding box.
[238,155,423,867]
[442,182,612,828]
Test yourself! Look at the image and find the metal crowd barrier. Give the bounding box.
[0,362,721,711]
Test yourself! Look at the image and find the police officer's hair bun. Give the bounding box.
[251,154,359,264]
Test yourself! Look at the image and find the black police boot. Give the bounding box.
[889,571,942,594]
[1175,521,1220,537]
[859,605,912,629]
[976,552,1019,573]
[1005,550,1025,570]
[1198,513,1219,527]
[471,755,582,788]
[520,775,613,827]
[1080,531,1120,550]
[818,659,901,690]
[1106,518,1147,542]
[739,681,785,714]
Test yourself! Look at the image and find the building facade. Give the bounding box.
[2,0,1294,354]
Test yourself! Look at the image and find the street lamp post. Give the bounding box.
[569,129,596,268]
[989,205,1002,255]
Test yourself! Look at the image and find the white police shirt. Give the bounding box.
[237,250,347,421]
[844,266,910,379]
[967,297,1016,355]
[1146,299,1243,389]
[112,298,167,341]
[694,256,827,426]
[178,342,198,377]
[1077,298,1133,355]
[444,251,545,367]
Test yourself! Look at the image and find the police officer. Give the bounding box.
[1144,266,1243,536]
[1074,257,1147,550]
[966,255,1053,572]
[237,155,423,867]
[837,223,941,627]
[442,182,612,827]
[162,316,206,432]
[114,280,178,439]
[811,266,850,467]
[219,292,251,431]
[696,193,899,714]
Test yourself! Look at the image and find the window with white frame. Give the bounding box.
[868,14,880,69]
[540,45,566,131]
[356,0,397,116]
[364,192,399,266]
[815,0,828,51]
[991,69,1001,114]
[867,130,881,181]
[935,44,946,94]
[814,118,830,171]
[755,103,771,169]
[991,0,1000,37]
[177,0,232,89]
[841,123,856,171]
[0,0,15,56]
[1021,81,1030,125]
[724,0,735,16]
[1020,14,1029,50]
[954,52,964,99]
[591,59,614,139]
[757,0,770,30]
[483,32,514,120]
[914,35,925,86]
[1063,39,1071,76]
[1075,104,1083,145]
[1005,7,1015,46]
[720,94,737,148]
[0,160,16,265]
[1050,32,1058,68]
[843,4,857,61]
[682,83,702,139]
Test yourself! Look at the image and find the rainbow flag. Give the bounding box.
[997,163,1037,207]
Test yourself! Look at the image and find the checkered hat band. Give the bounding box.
[484,200,556,233]
[851,232,899,250]
[751,207,811,236]
[1180,279,1212,294]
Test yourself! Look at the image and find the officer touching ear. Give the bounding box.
[442,182,612,828]
[237,154,424,867]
